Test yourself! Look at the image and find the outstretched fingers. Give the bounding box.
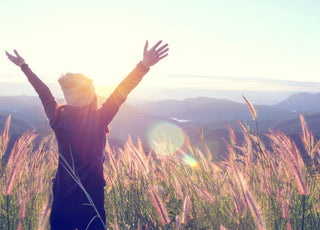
[5,50,18,59]
[5,51,12,57]
[5,49,26,67]
[5,51,14,60]
[150,40,163,52]
[14,49,21,57]
[157,47,169,57]
[142,40,169,67]
[155,43,168,53]
[155,53,168,63]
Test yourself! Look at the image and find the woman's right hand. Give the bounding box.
[141,40,169,68]
[5,49,26,67]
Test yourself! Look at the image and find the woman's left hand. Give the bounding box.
[141,40,169,68]
[5,49,26,67]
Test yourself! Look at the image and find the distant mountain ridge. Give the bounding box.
[274,92,320,112]
[1,93,320,158]
[137,97,296,124]
[0,113,32,134]
[274,113,320,134]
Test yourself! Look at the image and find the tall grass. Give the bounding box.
[0,102,320,229]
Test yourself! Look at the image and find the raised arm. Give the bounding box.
[99,40,169,125]
[5,50,58,127]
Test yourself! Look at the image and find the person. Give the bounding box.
[5,40,169,230]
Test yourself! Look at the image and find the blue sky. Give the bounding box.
[1,0,320,98]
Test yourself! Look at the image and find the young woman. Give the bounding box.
[5,40,169,230]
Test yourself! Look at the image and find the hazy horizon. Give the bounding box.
[1,74,320,105]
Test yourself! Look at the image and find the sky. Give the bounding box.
[0,0,320,100]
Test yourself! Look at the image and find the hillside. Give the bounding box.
[1,95,320,158]
[109,104,171,141]
[274,112,320,134]
[137,97,296,123]
[0,95,66,133]
[0,113,32,134]
[273,92,320,112]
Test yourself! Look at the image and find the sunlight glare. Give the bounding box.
[146,121,185,155]
[183,154,198,168]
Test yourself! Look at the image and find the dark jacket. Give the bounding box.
[21,63,149,205]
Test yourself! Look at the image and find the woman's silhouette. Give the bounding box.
[5,40,169,230]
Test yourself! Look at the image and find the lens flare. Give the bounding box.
[146,121,185,155]
[183,154,198,168]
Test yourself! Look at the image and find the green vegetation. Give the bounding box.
[1,107,320,229]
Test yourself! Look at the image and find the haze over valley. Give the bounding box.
[1,90,320,160]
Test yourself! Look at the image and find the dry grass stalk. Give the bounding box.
[149,186,170,225]
[17,186,28,219]
[128,142,148,174]
[37,194,51,230]
[225,122,237,145]
[220,225,228,230]
[299,115,320,162]
[109,222,120,230]
[17,221,22,230]
[154,167,170,186]
[286,221,293,230]
[245,190,266,230]
[191,182,214,203]
[276,131,308,195]
[237,121,253,171]
[175,215,181,230]
[106,143,117,172]
[181,193,190,224]
[242,95,257,120]
[281,192,290,220]
[196,127,213,162]
[0,115,11,160]
[173,174,183,200]
[4,131,36,195]
[197,149,210,173]
[227,183,242,215]
[300,115,313,153]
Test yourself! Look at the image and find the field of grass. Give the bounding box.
[1,106,320,229]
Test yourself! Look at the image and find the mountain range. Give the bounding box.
[1,92,320,158]
[274,92,320,113]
